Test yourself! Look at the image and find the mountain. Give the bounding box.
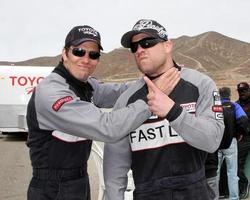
[173,32,250,74]
[1,31,250,87]
[1,56,61,67]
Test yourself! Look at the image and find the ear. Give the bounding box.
[62,48,68,61]
[163,40,173,54]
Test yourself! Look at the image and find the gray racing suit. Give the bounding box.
[104,67,224,200]
[26,63,151,200]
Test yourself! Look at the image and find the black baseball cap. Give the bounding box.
[121,19,168,48]
[237,82,249,91]
[65,25,103,50]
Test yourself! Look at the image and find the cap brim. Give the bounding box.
[121,30,157,48]
[71,38,103,50]
[237,87,249,90]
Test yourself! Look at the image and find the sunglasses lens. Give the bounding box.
[238,89,248,93]
[71,48,100,60]
[140,39,160,49]
[89,51,101,60]
[130,38,162,53]
[72,48,86,57]
[130,43,139,53]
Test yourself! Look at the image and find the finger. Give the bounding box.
[153,68,179,88]
[147,96,153,103]
[164,69,179,83]
[172,75,180,87]
[143,76,160,93]
[155,67,175,81]
[167,71,180,87]
[147,100,153,107]
[147,92,155,99]
[148,87,153,95]
[164,67,177,77]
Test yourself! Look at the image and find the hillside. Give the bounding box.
[1,31,250,98]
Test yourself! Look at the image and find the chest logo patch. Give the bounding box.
[129,119,184,151]
[129,102,197,151]
[180,102,196,113]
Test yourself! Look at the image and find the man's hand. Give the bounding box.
[153,67,180,95]
[144,76,175,117]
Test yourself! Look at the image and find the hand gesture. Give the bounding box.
[153,67,180,95]
[144,76,174,117]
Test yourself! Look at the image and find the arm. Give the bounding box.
[144,74,224,153]
[103,137,131,200]
[35,77,150,143]
[234,102,250,135]
[88,77,131,108]
[169,78,224,153]
[89,64,180,108]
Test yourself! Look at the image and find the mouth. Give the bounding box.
[137,55,148,62]
[77,64,90,69]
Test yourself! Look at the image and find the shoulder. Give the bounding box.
[181,67,217,94]
[87,76,101,89]
[232,102,244,111]
[232,102,239,107]
[35,72,76,105]
[118,78,144,94]
[37,73,66,94]
[181,67,215,85]
[113,78,144,108]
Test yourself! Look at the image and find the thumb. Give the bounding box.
[143,76,160,93]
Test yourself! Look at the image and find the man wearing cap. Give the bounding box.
[236,82,250,199]
[103,19,224,200]
[26,25,176,200]
[211,87,249,200]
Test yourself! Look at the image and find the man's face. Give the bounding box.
[62,41,100,82]
[131,33,169,76]
[238,88,250,101]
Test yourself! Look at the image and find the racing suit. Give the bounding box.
[104,66,224,200]
[26,62,151,200]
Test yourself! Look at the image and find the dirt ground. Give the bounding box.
[0,133,99,200]
[0,133,249,200]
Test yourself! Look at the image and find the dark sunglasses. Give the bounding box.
[71,48,101,60]
[130,37,163,53]
[238,88,248,93]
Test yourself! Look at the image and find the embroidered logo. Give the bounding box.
[180,102,196,113]
[78,27,99,37]
[133,19,168,38]
[52,96,73,111]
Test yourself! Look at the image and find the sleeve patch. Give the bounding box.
[212,105,223,112]
[213,91,223,120]
[52,96,73,111]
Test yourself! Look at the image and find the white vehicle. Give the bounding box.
[0,66,54,134]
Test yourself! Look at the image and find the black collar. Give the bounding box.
[53,62,93,91]
[146,60,181,80]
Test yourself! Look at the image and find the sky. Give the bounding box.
[1,0,250,62]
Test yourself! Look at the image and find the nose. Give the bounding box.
[81,53,90,63]
[135,44,144,54]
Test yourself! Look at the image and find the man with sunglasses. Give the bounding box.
[103,19,224,200]
[26,25,177,200]
[236,82,250,199]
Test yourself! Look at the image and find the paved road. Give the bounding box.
[0,133,99,200]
